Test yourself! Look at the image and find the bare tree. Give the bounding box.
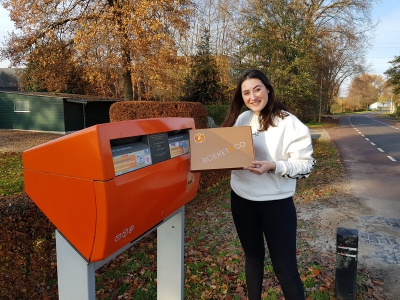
[347,74,382,110]
[235,0,376,117]
[174,0,245,92]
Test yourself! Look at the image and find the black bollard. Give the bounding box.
[334,227,358,300]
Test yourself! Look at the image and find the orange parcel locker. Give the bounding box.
[23,118,200,262]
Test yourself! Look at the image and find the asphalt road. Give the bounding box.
[327,112,400,219]
[317,113,400,298]
[347,112,400,162]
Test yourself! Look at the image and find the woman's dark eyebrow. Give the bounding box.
[242,85,262,93]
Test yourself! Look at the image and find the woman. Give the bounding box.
[221,69,315,300]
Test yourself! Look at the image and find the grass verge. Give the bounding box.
[0,151,24,196]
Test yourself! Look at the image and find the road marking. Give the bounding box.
[350,116,398,161]
[363,115,399,129]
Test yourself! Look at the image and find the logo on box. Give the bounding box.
[194,133,205,143]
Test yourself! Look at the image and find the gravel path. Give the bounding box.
[0,129,64,152]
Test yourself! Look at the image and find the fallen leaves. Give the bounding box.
[0,136,390,299]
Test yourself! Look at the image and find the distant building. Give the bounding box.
[0,91,122,133]
[369,102,384,110]
[383,100,393,110]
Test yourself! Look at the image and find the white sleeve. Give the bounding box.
[275,122,315,179]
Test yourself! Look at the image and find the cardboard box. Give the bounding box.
[189,126,255,171]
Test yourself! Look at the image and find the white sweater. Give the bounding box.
[231,110,315,201]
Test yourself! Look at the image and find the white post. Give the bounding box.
[56,230,96,300]
[56,207,186,300]
[157,206,185,300]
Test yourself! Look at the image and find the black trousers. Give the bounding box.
[230,190,305,300]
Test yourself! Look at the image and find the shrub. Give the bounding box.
[205,105,230,126]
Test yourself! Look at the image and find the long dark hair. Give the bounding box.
[221,69,287,130]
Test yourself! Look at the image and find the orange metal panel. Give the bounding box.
[91,156,199,261]
[22,126,110,181]
[23,118,199,262]
[24,170,97,260]
[22,118,197,181]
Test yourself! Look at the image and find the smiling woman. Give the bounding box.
[241,78,269,116]
[221,69,315,300]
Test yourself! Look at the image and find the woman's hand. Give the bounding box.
[244,161,276,175]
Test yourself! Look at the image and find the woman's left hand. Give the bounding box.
[243,160,275,175]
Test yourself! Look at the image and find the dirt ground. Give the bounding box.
[0,129,64,152]
[300,189,400,299]
[305,128,400,300]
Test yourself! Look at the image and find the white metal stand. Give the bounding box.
[157,206,185,299]
[56,206,185,300]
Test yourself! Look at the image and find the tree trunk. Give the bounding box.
[123,69,133,100]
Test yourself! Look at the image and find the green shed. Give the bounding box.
[0,92,122,133]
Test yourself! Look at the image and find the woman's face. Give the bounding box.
[241,78,269,116]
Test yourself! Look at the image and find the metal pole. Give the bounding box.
[334,228,358,300]
[319,72,322,123]
[341,97,343,113]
